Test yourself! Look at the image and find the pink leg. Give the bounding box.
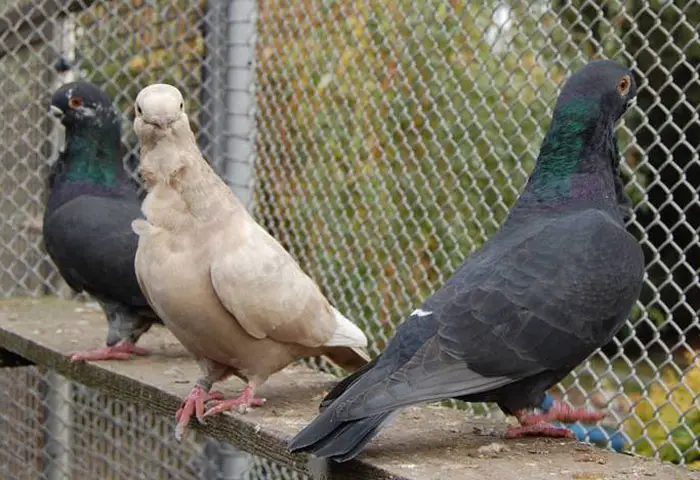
[174,385,225,440]
[201,384,266,418]
[505,423,575,439]
[70,342,150,361]
[518,401,605,426]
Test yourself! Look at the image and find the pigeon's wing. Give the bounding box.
[436,208,644,375]
[209,219,340,348]
[43,195,151,309]
[328,209,644,420]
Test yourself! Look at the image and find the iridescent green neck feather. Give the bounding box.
[61,119,124,188]
[527,98,598,201]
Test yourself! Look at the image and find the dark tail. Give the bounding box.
[320,357,375,411]
[289,356,395,462]
[288,409,395,462]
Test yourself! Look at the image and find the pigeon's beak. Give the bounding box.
[49,104,64,120]
[144,116,176,129]
[155,118,171,129]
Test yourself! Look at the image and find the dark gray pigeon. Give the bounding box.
[44,81,163,361]
[288,60,645,462]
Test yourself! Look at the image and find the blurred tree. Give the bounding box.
[255,0,581,351]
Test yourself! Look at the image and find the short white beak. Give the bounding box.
[144,117,175,129]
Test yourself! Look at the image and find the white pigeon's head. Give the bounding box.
[133,83,189,140]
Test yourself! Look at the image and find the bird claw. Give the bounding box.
[505,400,605,441]
[70,342,150,362]
[122,344,150,356]
[505,423,575,439]
[201,385,266,419]
[174,385,266,440]
[520,401,605,426]
[174,386,225,440]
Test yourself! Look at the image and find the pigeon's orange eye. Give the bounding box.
[616,76,631,96]
[68,97,82,108]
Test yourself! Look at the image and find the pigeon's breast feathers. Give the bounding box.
[134,84,236,223]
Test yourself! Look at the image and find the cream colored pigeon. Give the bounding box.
[131,83,370,440]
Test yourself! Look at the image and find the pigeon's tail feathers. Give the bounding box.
[322,346,370,372]
[288,354,385,461]
[320,358,377,411]
[289,409,397,462]
[323,307,367,348]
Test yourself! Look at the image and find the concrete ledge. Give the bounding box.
[0,297,697,480]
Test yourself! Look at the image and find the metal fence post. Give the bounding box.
[43,15,76,480]
[222,0,257,209]
[213,1,258,474]
[43,371,73,480]
[218,1,258,476]
[199,0,225,171]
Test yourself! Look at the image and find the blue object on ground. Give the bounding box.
[540,393,627,452]
[540,392,556,412]
[551,421,628,452]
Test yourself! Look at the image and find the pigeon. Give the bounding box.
[287,59,645,462]
[130,83,370,440]
[44,81,163,361]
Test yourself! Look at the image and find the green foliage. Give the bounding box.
[624,352,700,468]
[256,0,577,351]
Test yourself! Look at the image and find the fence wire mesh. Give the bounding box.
[0,366,308,479]
[0,0,698,477]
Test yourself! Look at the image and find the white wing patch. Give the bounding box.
[324,307,368,348]
[410,308,432,317]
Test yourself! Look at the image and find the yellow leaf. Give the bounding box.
[127,55,147,73]
[634,398,654,419]
[318,73,333,91]
[523,54,536,69]
[339,50,354,70]
[658,403,680,426]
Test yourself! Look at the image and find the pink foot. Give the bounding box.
[174,385,225,440]
[505,423,575,439]
[70,342,150,361]
[201,384,266,418]
[518,401,605,426]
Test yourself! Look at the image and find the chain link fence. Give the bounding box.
[0,0,698,477]
[0,366,308,479]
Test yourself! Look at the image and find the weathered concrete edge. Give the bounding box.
[0,325,406,480]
